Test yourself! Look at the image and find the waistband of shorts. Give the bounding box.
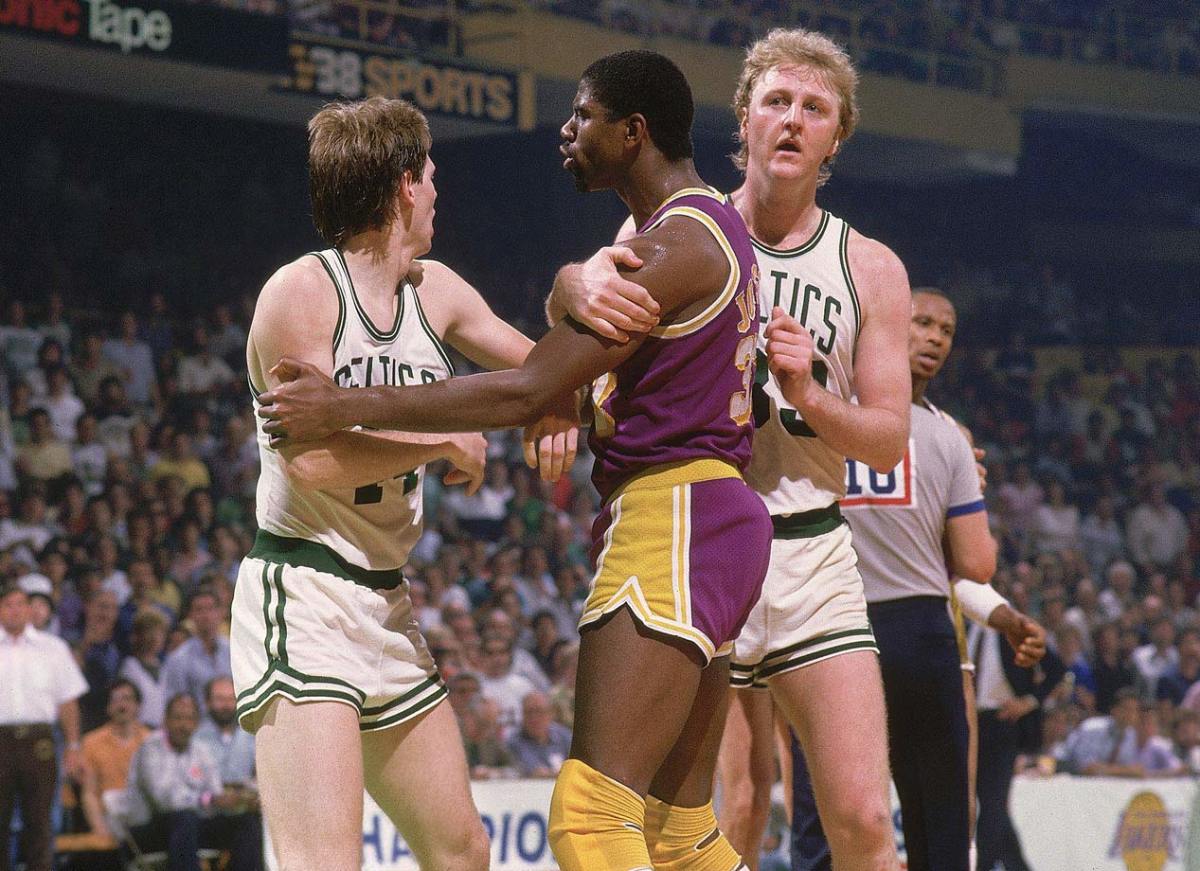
[248,530,404,590]
[771,503,844,539]
[613,459,742,497]
[866,595,950,617]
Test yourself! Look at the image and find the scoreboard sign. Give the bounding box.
[281,35,528,129]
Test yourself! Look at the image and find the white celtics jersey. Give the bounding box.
[745,211,861,514]
[252,249,454,571]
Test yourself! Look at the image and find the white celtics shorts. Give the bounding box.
[731,510,878,689]
[231,531,446,732]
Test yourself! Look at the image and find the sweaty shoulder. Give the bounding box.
[845,229,910,314]
[626,214,731,319]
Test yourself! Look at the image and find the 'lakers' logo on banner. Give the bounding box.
[1108,791,1175,871]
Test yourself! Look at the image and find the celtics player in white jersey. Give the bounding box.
[234,97,602,871]
[556,29,912,871]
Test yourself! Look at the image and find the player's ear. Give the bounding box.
[625,113,647,144]
[397,168,418,206]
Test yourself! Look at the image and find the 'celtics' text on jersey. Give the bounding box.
[251,249,453,571]
[744,211,861,515]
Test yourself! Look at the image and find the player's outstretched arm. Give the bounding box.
[258,218,729,441]
[768,234,912,472]
[412,259,581,481]
[248,258,485,492]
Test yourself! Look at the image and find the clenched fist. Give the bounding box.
[765,306,816,409]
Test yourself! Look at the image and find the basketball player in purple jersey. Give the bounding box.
[258,50,792,870]
[553,29,913,871]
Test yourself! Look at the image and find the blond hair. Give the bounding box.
[307,97,431,246]
[732,28,860,186]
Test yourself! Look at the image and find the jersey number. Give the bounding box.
[729,335,756,426]
[845,462,897,495]
[751,350,828,438]
[353,471,419,505]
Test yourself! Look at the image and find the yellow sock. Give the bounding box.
[643,796,746,871]
[549,759,653,871]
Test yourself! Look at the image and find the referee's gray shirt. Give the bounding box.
[841,400,985,603]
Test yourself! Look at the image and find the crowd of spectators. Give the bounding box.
[535,0,1200,85]
[159,0,1200,85]
[0,270,1196,868]
[928,335,1200,779]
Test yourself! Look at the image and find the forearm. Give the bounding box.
[81,783,111,837]
[953,579,1009,627]
[986,603,1023,636]
[345,369,548,433]
[284,429,460,490]
[58,700,81,746]
[793,386,907,471]
[335,318,620,433]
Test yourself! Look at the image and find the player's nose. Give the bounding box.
[782,102,801,130]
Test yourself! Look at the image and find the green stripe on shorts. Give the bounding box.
[260,562,275,662]
[272,563,287,666]
[360,685,448,733]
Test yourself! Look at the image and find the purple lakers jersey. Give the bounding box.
[589,187,761,502]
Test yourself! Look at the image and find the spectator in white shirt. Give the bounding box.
[443,459,513,540]
[1133,705,1184,776]
[33,364,85,444]
[70,331,122,409]
[1064,577,1102,654]
[1,298,45,383]
[177,324,235,399]
[1133,617,1179,703]
[1080,496,1125,580]
[476,635,537,741]
[38,291,71,354]
[119,607,170,728]
[1126,484,1189,576]
[1032,479,1081,556]
[0,582,88,871]
[1099,560,1138,621]
[997,461,1043,554]
[22,338,67,398]
[102,311,156,407]
[72,413,109,497]
[125,693,262,871]
[478,606,548,692]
